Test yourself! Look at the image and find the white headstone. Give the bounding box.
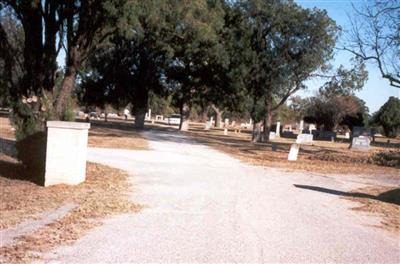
[224,118,229,127]
[299,120,304,132]
[345,132,350,139]
[276,122,281,136]
[296,133,313,144]
[351,136,371,151]
[224,128,228,135]
[205,121,211,130]
[288,143,299,161]
[309,124,316,134]
[269,131,276,140]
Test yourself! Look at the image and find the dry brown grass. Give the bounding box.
[0,117,15,140]
[0,116,148,150]
[0,117,143,262]
[0,160,141,263]
[343,186,400,233]
[88,120,148,150]
[185,124,400,177]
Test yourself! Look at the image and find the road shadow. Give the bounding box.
[294,184,400,205]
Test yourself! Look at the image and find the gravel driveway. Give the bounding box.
[44,130,399,263]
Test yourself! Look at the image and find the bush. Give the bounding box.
[15,131,47,185]
[372,150,400,168]
[375,97,400,138]
[11,100,50,185]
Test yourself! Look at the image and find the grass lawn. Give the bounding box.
[185,123,400,177]
[87,119,149,150]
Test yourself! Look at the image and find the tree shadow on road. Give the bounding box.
[294,184,400,206]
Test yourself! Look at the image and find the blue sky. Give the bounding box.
[294,0,399,113]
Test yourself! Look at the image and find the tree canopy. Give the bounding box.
[374,97,400,138]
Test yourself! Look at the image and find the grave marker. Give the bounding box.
[299,120,304,132]
[288,144,299,161]
[351,136,370,151]
[276,122,281,137]
[296,133,313,144]
[269,131,276,140]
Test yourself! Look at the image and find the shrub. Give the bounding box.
[372,150,400,168]
[375,97,400,138]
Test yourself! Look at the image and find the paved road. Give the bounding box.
[45,131,400,263]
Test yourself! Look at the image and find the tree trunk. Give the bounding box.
[252,122,262,142]
[133,86,149,129]
[179,102,190,131]
[262,104,273,142]
[56,47,80,119]
[104,106,108,122]
[134,107,146,129]
[211,104,224,128]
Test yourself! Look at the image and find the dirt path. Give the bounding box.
[43,130,399,263]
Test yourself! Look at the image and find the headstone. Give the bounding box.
[288,125,292,132]
[309,124,316,134]
[299,120,304,132]
[281,131,296,139]
[351,136,371,151]
[269,131,276,140]
[231,121,236,127]
[315,130,337,141]
[45,121,90,186]
[272,143,277,151]
[288,143,299,161]
[155,115,164,121]
[296,133,313,144]
[223,128,228,135]
[204,121,212,130]
[224,118,229,127]
[345,132,350,139]
[276,122,281,137]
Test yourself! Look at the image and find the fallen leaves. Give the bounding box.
[0,162,141,263]
[343,186,400,233]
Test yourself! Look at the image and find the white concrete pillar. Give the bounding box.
[45,121,90,187]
